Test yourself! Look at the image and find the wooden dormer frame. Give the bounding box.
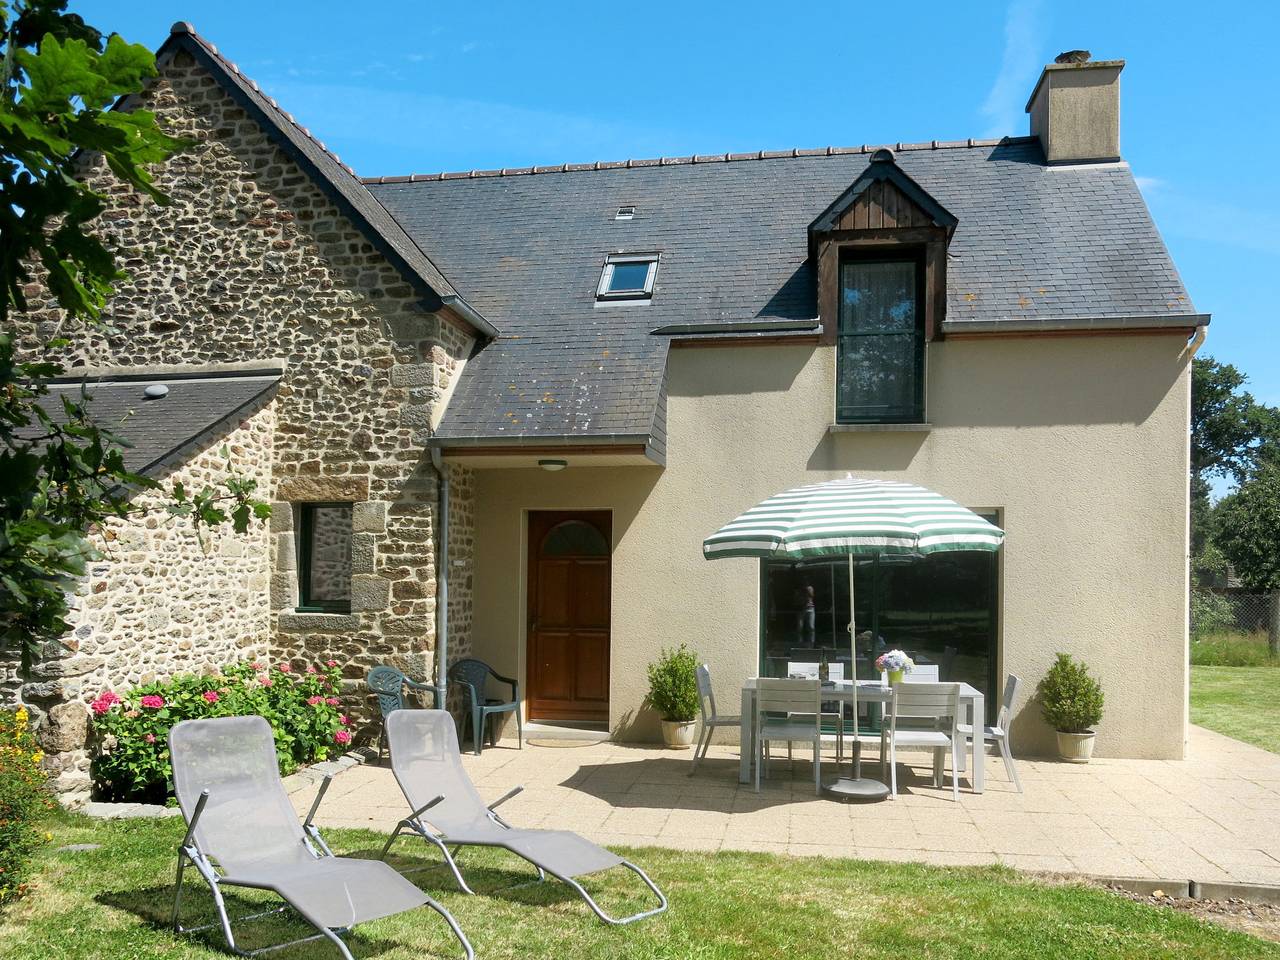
[810,149,957,345]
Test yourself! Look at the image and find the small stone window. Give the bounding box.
[298,503,352,613]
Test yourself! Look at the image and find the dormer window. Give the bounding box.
[837,255,924,423]
[809,148,957,425]
[597,253,658,301]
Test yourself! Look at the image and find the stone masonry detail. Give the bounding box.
[9,49,475,798]
[0,405,274,805]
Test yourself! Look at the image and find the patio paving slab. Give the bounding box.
[294,724,1280,886]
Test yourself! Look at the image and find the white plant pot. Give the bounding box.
[661,720,697,749]
[1056,730,1097,763]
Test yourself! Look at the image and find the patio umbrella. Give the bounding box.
[702,475,1005,800]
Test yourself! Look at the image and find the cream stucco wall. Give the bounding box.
[470,334,1191,759]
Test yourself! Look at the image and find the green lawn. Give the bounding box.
[1192,664,1280,754]
[1,815,1276,960]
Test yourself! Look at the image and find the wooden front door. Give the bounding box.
[527,511,611,722]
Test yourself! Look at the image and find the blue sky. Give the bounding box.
[72,0,1278,408]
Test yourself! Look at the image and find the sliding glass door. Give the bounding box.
[758,516,999,720]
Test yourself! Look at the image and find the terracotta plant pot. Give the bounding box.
[661,719,697,749]
[1056,730,1096,763]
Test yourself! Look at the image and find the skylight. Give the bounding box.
[597,253,659,301]
[615,205,635,220]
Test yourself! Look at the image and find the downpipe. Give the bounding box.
[430,447,449,709]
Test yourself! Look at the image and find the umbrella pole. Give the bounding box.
[822,554,889,801]
[850,554,863,780]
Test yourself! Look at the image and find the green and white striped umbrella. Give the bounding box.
[702,476,1004,560]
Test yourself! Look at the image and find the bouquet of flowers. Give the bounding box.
[875,650,915,675]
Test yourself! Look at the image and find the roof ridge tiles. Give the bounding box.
[360,136,1037,185]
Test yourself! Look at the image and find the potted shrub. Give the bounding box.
[646,645,700,748]
[1036,652,1105,762]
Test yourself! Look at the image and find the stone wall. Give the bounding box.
[11,46,475,779]
[1,403,274,804]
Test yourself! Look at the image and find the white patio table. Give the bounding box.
[738,678,986,794]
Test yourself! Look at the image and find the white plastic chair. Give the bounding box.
[884,682,963,801]
[957,674,1022,792]
[784,662,844,763]
[754,678,825,795]
[690,663,741,775]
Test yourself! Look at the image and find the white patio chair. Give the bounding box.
[690,663,741,775]
[884,682,963,801]
[784,662,844,764]
[957,674,1022,792]
[755,677,825,795]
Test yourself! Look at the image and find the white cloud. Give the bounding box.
[980,0,1045,138]
[1133,175,1165,193]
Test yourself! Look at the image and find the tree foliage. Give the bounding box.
[0,2,268,674]
[1190,357,1280,564]
[1215,465,1280,593]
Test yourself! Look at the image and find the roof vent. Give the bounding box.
[143,383,169,400]
[614,205,635,220]
[1055,49,1092,64]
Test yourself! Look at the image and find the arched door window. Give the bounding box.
[540,519,609,557]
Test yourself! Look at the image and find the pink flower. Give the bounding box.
[144,733,156,744]
[90,690,121,715]
[326,660,338,668]
[260,677,274,688]
[140,695,165,709]
[306,665,317,674]
[334,729,352,746]
[278,663,292,673]
[202,691,220,703]
[339,714,349,726]
[325,697,339,706]
[251,661,264,670]
[307,696,324,706]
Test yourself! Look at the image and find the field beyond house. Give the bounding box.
[1,816,1277,960]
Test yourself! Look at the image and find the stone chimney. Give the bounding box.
[1025,51,1125,164]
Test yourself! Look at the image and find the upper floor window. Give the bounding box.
[836,257,924,423]
[597,253,658,301]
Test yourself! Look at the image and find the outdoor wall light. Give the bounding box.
[538,459,568,472]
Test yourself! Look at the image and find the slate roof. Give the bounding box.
[367,137,1203,448]
[159,24,496,337]
[29,369,280,477]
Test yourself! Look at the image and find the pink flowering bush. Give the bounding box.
[90,660,346,802]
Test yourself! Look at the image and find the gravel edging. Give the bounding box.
[80,747,374,819]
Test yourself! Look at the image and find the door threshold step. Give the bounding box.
[520,721,610,742]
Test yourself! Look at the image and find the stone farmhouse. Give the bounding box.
[4,24,1206,803]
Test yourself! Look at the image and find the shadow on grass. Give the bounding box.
[358,844,583,909]
[95,885,405,958]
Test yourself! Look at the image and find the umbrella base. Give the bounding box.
[823,777,890,801]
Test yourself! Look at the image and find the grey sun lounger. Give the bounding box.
[169,715,474,959]
[380,709,667,925]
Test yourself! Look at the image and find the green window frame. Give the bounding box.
[836,253,926,423]
[297,502,353,614]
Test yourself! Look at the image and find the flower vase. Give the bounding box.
[888,669,905,685]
